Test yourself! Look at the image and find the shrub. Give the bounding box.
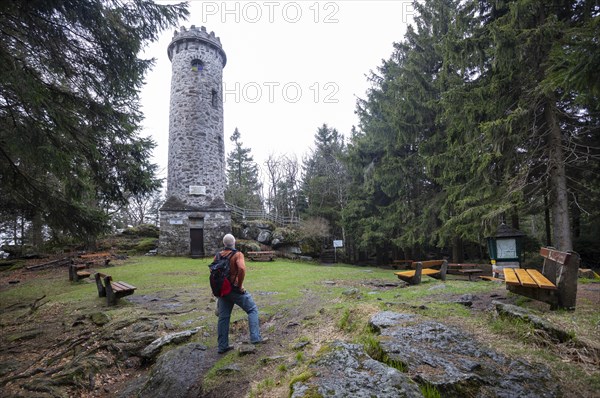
[121,224,159,238]
[135,238,158,253]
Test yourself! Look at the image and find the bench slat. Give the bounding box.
[420,260,445,268]
[503,268,520,285]
[116,281,136,290]
[526,269,557,290]
[448,263,479,268]
[395,269,441,278]
[457,269,483,274]
[514,269,538,288]
[111,281,136,292]
[421,268,441,276]
[539,247,570,265]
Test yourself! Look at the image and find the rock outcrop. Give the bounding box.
[290,341,422,398]
[370,311,561,397]
[290,311,562,397]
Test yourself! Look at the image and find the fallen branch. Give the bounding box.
[30,295,47,313]
[17,295,48,318]
[45,336,92,366]
[0,367,46,385]
[26,257,71,271]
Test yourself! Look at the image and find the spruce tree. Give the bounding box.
[446,0,600,251]
[225,128,262,209]
[0,0,188,242]
[301,124,349,240]
[347,0,460,261]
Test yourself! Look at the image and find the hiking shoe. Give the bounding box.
[251,337,269,345]
[218,346,234,354]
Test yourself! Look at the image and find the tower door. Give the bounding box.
[190,228,204,257]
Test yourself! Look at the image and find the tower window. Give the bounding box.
[211,89,218,107]
[191,59,204,72]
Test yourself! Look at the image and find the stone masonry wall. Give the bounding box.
[159,26,230,257]
[159,209,231,257]
[166,26,226,208]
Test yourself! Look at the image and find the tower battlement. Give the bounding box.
[167,25,226,65]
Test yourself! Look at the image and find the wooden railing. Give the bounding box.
[225,202,300,226]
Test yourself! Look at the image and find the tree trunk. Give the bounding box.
[452,236,464,263]
[544,193,552,247]
[31,210,43,249]
[545,98,572,251]
[511,213,519,230]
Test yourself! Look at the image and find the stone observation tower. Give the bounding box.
[159,26,231,257]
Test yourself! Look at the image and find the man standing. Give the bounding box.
[216,233,266,353]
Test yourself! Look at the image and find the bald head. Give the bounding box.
[223,234,235,248]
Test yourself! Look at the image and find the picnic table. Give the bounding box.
[447,263,483,281]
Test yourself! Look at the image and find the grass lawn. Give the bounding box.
[0,255,598,397]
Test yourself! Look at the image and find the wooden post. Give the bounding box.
[439,260,448,281]
[556,251,580,310]
[104,275,117,306]
[411,262,423,285]
[95,273,106,297]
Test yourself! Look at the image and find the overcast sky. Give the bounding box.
[140,1,415,181]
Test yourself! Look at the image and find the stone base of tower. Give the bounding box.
[159,200,231,257]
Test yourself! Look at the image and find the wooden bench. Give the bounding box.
[448,263,484,281]
[68,263,91,282]
[94,273,136,305]
[247,251,275,261]
[504,247,580,310]
[80,252,111,266]
[394,260,448,285]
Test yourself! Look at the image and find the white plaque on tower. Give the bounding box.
[189,185,206,195]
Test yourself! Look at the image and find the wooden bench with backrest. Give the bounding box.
[69,263,91,282]
[80,251,112,266]
[94,272,136,306]
[504,247,580,310]
[448,263,484,281]
[247,251,275,261]
[394,260,448,285]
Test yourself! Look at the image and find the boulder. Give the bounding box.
[90,312,110,326]
[271,227,299,248]
[120,343,208,398]
[256,229,272,244]
[290,341,422,398]
[370,311,561,397]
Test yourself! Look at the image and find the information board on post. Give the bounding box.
[333,240,343,262]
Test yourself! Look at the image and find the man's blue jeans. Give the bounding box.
[217,290,261,351]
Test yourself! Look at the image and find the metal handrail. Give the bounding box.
[225,202,300,226]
